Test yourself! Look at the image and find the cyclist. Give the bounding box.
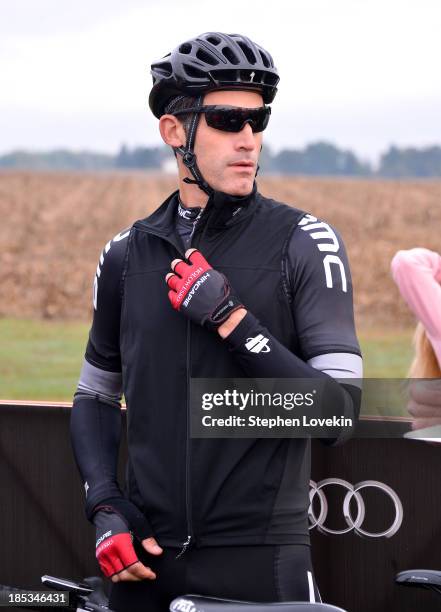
[70,32,363,612]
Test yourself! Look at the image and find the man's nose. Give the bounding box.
[235,122,256,150]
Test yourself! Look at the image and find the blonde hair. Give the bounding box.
[408,322,441,378]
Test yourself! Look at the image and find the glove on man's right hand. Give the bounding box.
[93,507,163,581]
[166,249,244,330]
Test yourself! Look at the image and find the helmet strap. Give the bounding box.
[174,96,214,197]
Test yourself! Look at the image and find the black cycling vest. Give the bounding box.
[119,183,311,548]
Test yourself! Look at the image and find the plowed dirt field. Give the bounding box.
[1,171,440,327]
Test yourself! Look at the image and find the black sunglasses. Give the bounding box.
[172,105,271,133]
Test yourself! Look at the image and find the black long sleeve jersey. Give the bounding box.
[71,182,362,550]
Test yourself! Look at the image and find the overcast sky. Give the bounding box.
[1,0,440,163]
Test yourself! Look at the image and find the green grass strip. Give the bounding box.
[0,319,414,402]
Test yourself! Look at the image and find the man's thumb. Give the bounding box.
[142,536,163,555]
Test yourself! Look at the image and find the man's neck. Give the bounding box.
[178,172,209,209]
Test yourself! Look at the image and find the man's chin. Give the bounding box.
[221,177,255,197]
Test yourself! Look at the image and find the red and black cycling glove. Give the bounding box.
[91,497,156,578]
[166,249,244,329]
[94,509,139,577]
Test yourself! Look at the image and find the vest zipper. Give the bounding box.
[175,534,192,559]
[176,318,194,559]
[133,224,195,557]
[175,206,218,556]
[175,200,215,558]
[136,206,216,557]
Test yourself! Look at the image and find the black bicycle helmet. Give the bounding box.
[149,32,279,118]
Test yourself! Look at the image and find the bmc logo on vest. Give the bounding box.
[245,335,271,353]
[298,214,347,292]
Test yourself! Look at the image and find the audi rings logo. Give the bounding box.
[309,479,403,538]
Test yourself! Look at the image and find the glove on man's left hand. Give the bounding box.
[166,249,244,330]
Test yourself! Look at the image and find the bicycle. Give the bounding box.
[0,574,347,611]
[396,568,441,597]
[0,575,109,612]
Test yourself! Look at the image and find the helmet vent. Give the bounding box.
[237,41,257,65]
[264,72,279,86]
[259,50,270,68]
[196,48,219,65]
[155,61,173,77]
[179,43,192,54]
[222,47,240,65]
[212,69,237,82]
[183,64,207,79]
[206,35,221,45]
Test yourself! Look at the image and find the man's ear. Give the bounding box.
[159,115,186,149]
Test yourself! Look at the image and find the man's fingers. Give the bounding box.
[168,251,210,285]
[186,249,210,269]
[166,273,180,291]
[111,561,156,582]
[109,537,163,582]
[142,536,163,555]
[171,258,189,277]
[127,560,157,580]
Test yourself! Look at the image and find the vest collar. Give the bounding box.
[136,181,258,238]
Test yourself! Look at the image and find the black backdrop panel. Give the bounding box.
[0,403,439,612]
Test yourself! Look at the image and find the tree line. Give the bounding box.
[1,143,441,177]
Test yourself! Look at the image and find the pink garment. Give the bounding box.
[391,248,441,365]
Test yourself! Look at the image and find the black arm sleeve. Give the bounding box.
[70,397,123,518]
[225,311,360,444]
[70,229,129,519]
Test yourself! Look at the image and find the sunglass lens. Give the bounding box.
[205,107,270,133]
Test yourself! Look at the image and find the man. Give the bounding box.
[70,32,362,611]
